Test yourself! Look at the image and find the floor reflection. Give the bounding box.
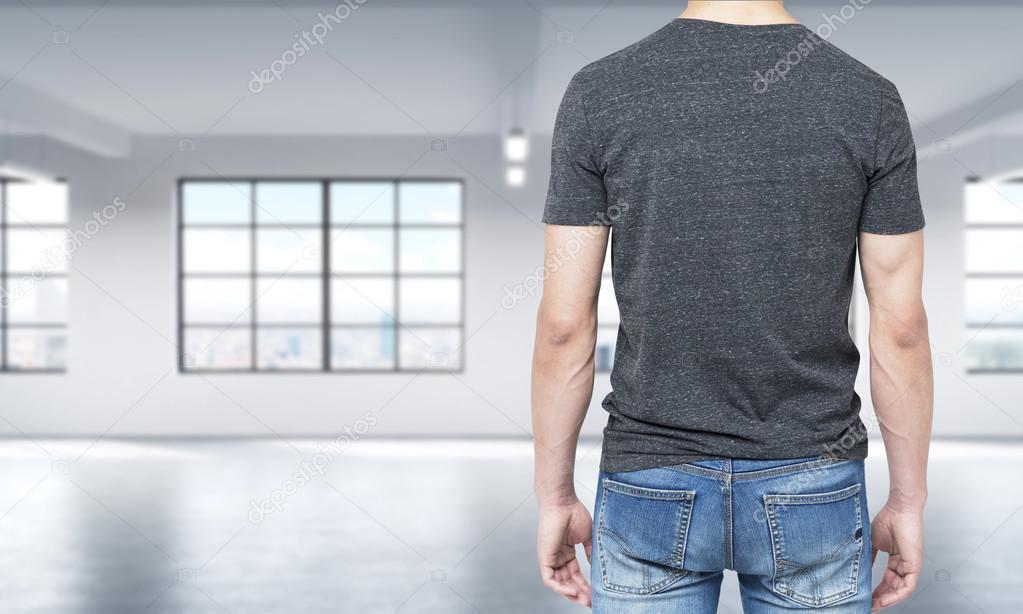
[0,439,1019,613]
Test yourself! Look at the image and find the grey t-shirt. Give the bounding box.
[542,19,925,472]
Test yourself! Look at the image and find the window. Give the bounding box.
[596,247,618,372]
[0,180,69,372]
[178,179,464,372]
[964,178,1023,372]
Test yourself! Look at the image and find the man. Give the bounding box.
[531,1,933,612]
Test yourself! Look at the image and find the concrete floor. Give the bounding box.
[0,438,1020,613]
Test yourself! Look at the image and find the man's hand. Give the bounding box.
[870,503,925,611]
[537,498,593,607]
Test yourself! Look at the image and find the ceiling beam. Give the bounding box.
[0,78,132,157]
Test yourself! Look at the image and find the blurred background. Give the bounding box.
[0,0,1021,612]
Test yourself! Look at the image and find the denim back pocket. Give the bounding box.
[597,479,695,595]
[763,483,863,607]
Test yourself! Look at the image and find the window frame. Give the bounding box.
[0,178,69,374]
[964,176,1023,374]
[177,177,466,374]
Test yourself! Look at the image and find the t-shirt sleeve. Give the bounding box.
[859,81,926,234]
[542,73,610,226]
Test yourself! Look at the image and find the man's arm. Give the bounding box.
[858,229,933,612]
[532,223,609,608]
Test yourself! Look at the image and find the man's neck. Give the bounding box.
[679,1,799,26]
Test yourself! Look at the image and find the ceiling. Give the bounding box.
[1,1,1022,156]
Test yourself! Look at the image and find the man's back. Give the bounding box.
[533,6,931,612]
[543,18,925,471]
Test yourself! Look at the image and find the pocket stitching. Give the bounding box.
[603,478,696,501]
[597,480,696,595]
[764,485,863,607]
[764,483,861,506]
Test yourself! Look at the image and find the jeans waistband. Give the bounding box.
[667,455,848,482]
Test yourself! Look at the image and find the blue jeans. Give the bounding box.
[592,457,870,613]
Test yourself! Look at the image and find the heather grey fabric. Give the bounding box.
[542,19,925,472]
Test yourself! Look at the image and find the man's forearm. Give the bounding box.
[531,311,597,507]
[869,308,934,511]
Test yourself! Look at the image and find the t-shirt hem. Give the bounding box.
[599,443,869,474]
[541,208,612,226]
[858,219,926,236]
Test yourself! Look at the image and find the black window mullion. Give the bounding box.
[1,180,7,371]
[250,180,258,372]
[460,180,466,371]
[393,179,400,372]
[322,180,330,371]
[177,180,184,371]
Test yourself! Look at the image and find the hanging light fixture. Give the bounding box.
[506,165,526,188]
[503,127,529,162]
[503,83,528,187]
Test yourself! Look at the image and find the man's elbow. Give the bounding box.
[871,304,930,352]
[535,309,596,347]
